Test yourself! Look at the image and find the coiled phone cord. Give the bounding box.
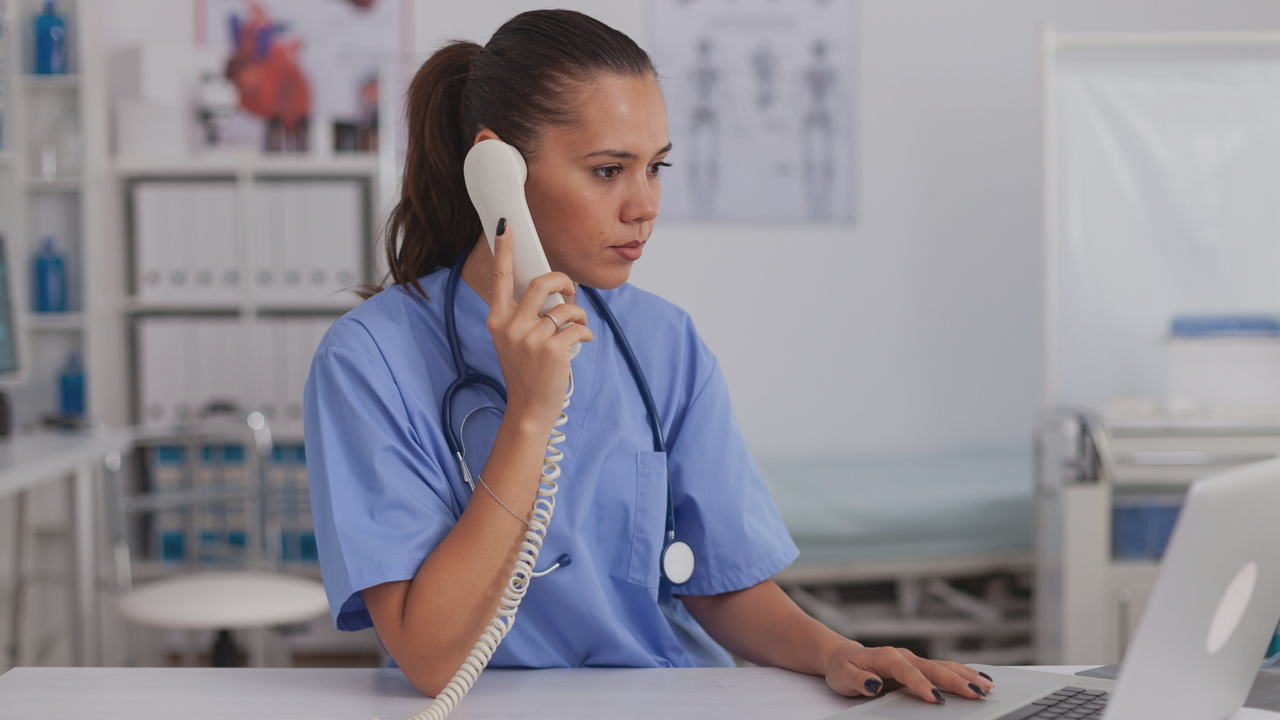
[410,371,573,720]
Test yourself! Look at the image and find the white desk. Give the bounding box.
[0,666,1277,720]
[0,428,131,667]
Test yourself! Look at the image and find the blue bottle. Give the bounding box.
[59,352,84,418]
[33,236,66,312]
[34,1,66,75]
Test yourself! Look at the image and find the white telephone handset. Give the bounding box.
[463,138,580,358]
[410,139,575,720]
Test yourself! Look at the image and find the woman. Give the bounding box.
[304,9,994,704]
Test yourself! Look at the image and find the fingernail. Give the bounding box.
[978,671,993,682]
[863,678,882,694]
[496,217,507,236]
[968,682,986,697]
[931,688,945,704]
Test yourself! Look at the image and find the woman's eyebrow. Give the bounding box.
[582,141,673,160]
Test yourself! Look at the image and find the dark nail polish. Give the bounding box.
[496,217,507,236]
[931,688,945,704]
[978,671,993,681]
[968,682,986,697]
[863,678,882,694]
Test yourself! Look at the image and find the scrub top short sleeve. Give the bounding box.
[304,321,455,631]
[656,330,799,597]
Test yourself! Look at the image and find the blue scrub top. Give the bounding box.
[303,265,798,669]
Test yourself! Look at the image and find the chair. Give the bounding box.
[105,411,329,667]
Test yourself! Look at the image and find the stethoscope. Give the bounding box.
[440,248,695,586]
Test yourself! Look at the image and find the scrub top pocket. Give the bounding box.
[627,450,669,589]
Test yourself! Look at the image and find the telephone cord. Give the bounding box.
[409,371,573,720]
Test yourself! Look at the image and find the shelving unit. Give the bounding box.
[0,0,97,430]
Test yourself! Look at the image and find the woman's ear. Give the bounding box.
[473,128,501,146]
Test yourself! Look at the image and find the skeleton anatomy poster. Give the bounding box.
[650,0,858,223]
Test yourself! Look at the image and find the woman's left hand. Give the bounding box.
[823,643,994,704]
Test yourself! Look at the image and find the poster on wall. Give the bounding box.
[649,0,859,224]
[196,0,402,154]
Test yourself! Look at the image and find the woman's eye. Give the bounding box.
[649,161,672,177]
[594,166,623,180]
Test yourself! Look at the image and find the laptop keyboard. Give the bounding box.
[995,686,1110,720]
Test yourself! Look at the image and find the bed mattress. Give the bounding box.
[757,447,1033,566]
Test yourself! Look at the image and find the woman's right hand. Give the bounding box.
[485,218,594,431]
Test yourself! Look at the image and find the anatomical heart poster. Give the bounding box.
[196,0,402,154]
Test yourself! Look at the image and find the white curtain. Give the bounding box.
[1053,58,1280,408]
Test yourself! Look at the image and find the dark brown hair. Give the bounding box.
[367,9,656,299]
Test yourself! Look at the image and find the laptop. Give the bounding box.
[823,456,1280,720]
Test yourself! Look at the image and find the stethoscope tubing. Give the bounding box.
[440,246,686,579]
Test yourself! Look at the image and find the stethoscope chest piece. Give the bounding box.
[661,540,695,586]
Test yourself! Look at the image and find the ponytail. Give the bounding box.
[366,11,656,300]
[368,41,482,300]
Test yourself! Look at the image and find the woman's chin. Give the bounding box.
[571,264,632,291]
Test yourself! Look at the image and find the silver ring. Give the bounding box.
[544,312,560,328]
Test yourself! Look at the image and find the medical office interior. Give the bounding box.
[0,0,1279,683]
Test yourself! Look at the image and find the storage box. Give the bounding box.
[1166,337,1280,411]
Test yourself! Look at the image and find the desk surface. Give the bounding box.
[2,667,848,720]
[0,427,129,498]
[2,666,1278,720]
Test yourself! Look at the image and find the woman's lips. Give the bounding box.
[611,241,644,261]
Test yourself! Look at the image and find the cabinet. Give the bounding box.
[1035,408,1280,664]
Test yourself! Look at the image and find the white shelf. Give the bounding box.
[113,154,380,179]
[20,74,80,91]
[256,300,361,314]
[24,177,82,193]
[122,298,359,315]
[27,312,85,333]
[121,298,242,315]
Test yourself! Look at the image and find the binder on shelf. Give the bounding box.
[133,181,240,306]
[188,182,240,304]
[133,183,171,302]
[192,317,245,414]
[253,318,280,421]
[323,181,365,298]
[137,317,190,424]
[250,183,277,301]
[282,319,307,422]
[250,181,364,305]
[280,184,304,301]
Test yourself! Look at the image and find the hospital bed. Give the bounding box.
[759,447,1035,665]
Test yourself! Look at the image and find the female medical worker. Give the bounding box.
[304,8,994,705]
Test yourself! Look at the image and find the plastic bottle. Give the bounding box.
[59,352,84,418]
[33,236,66,312]
[34,1,66,75]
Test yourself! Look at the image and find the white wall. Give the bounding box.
[417,1,1280,460]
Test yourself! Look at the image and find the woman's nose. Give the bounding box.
[623,175,660,224]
